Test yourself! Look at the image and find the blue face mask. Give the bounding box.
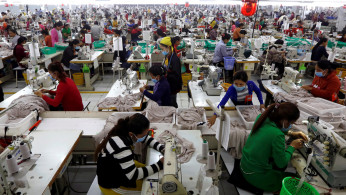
[162,51,168,55]
[49,74,56,82]
[234,85,246,92]
[315,71,324,77]
[75,46,80,50]
[152,79,158,84]
[135,134,147,143]
[281,122,292,133]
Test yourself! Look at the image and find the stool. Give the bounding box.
[13,66,26,88]
[63,66,72,78]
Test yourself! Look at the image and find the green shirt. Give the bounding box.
[241,116,295,173]
[61,28,71,39]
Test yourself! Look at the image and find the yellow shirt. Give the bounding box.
[210,21,216,28]
[112,20,118,27]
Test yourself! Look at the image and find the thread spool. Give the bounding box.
[202,140,208,158]
[207,151,216,170]
[6,154,19,174]
[19,142,31,160]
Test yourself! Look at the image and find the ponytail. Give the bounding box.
[47,62,67,82]
[251,102,300,134]
[312,37,328,59]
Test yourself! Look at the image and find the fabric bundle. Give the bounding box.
[142,101,175,123]
[97,92,142,112]
[156,128,195,163]
[7,94,49,122]
[273,88,313,104]
[228,120,250,159]
[239,106,261,122]
[177,107,205,130]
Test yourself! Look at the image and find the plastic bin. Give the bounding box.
[280,177,319,195]
[182,73,192,87]
[223,57,236,70]
[93,40,106,49]
[176,108,207,130]
[41,47,56,55]
[297,98,346,116]
[72,73,85,86]
[55,43,68,51]
[236,105,260,130]
[0,111,38,137]
[145,111,176,129]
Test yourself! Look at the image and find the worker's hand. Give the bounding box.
[159,157,165,163]
[139,87,146,93]
[34,90,43,98]
[290,138,304,149]
[0,146,4,153]
[290,131,308,142]
[301,85,313,91]
[130,46,133,51]
[260,104,265,110]
[207,115,217,128]
[40,89,49,93]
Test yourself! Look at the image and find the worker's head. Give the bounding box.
[233,71,248,90]
[94,113,150,160]
[80,29,87,37]
[149,65,166,83]
[8,28,16,37]
[341,32,346,40]
[160,37,173,55]
[161,22,166,27]
[274,39,284,48]
[240,30,247,38]
[54,21,63,30]
[41,29,49,37]
[319,37,328,47]
[113,30,122,37]
[133,24,139,30]
[315,60,338,77]
[17,36,27,45]
[172,36,181,46]
[107,20,112,26]
[64,23,69,29]
[47,62,67,82]
[157,29,166,38]
[82,21,87,26]
[252,102,300,134]
[130,19,134,24]
[221,33,231,44]
[238,23,244,29]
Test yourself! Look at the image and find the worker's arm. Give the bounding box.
[220,44,232,57]
[48,90,57,95]
[251,82,264,105]
[42,84,65,107]
[271,134,295,169]
[143,136,164,153]
[322,47,329,58]
[311,78,340,100]
[218,87,233,108]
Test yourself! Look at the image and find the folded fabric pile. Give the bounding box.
[156,128,195,163]
[228,120,250,159]
[273,88,313,104]
[177,107,205,130]
[7,94,49,123]
[97,92,142,112]
[0,47,12,57]
[142,101,176,123]
[239,106,261,122]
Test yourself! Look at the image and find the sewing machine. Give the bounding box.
[200,66,222,96]
[236,45,246,59]
[26,67,55,91]
[286,47,298,59]
[301,116,346,188]
[336,48,346,60]
[160,136,187,195]
[133,47,144,59]
[260,63,278,80]
[278,67,299,93]
[122,68,139,92]
[78,46,91,60]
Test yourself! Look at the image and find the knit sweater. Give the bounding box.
[97,135,164,189]
[310,71,341,101]
[42,78,83,111]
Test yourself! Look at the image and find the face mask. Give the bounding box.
[315,71,324,77]
[162,51,168,55]
[281,122,292,133]
[234,85,246,92]
[134,134,147,143]
[49,74,56,81]
[75,46,80,50]
[152,79,158,83]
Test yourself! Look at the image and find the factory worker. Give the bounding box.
[50,21,63,46]
[212,33,235,83]
[41,30,52,47]
[301,60,341,102]
[241,102,308,193]
[81,21,91,31]
[208,71,264,127]
[160,37,182,108]
[80,29,94,49]
[61,23,71,41]
[209,25,218,40]
[34,62,83,111]
[61,39,81,72]
[95,113,164,195]
[233,23,244,41]
[140,65,171,106]
[13,36,29,68]
[259,39,286,77]
[239,30,248,48]
[111,30,131,69]
[339,32,346,42]
[91,21,102,41]
[311,38,329,61]
[8,28,20,50]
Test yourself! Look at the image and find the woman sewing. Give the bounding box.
[311,38,329,61]
[241,102,308,193]
[140,65,171,106]
[95,113,164,195]
[34,62,83,111]
[301,60,341,102]
[13,36,29,68]
[208,71,264,127]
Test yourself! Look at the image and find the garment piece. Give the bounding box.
[310,71,341,101]
[57,30,63,43]
[141,101,175,123]
[97,92,142,111]
[7,94,49,122]
[156,129,195,163]
[273,88,313,104]
[239,106,261,122]
[177,108,205,130]
[212,40,233,63]
[228,120,250,159]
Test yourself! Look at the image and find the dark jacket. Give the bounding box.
[61,46,77,68]
[143,77,171,106]
[311,46,329,61]
[113,36,127,63]
[165,52,182,95]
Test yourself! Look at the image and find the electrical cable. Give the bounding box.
[66,165,88,194]
[303,165,317,177]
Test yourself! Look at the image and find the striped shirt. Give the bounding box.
[237,85,248,102]
[97,135,164,189]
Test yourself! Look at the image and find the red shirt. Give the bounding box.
[160,26,166,33]
[311,71,341,101]
[43,77,83,111]
[13,44,29,67]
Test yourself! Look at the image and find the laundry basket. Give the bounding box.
[223,57,235,70]
[72,73,84,86]
[280,177,319,195]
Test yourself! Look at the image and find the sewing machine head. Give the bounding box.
[122,68,139,91]
[78,46,89,60]
[27,68,54,91]
[236,45,246,59]
[279,67,299,93]
[260,63,278,80]
[286,47,298,59]
[200,66,222,96]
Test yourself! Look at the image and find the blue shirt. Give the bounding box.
[218,81,264,107]
[213,40,233,63]
[143,77,171,106]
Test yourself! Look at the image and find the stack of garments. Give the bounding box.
[177,107,205,130]
[273,88,313,104]
[7,95,49,123]
[156,128,195,163]
[97,92,142,112]
[228,120,250,159]
[142,101,175,123]
[239,106,261,122]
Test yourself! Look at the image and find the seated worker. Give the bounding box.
[41,29,52,47]
[140,65,171,106]
[239,30,248,48]
[95,113,164,195]
[208,71,264,126]
[301,60,341,102]
[111,30,131,69]
[8,28,20,49]
[241,102,308,193]
[61,39,80,72]
[130,24,142,43]
[311,38,329,61]
[173,36,184,58]
[233,23,244,41]
[80,29,94,49]
[339,32,346,42]
[209,25,218,40]
[13,36,29,68]
[62,23,71,41]
[259,39,286,77]
[34,62,83,111]
[212,33,235,83]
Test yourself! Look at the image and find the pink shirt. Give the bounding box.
[231,25,236,32]
[50,28,59,46]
